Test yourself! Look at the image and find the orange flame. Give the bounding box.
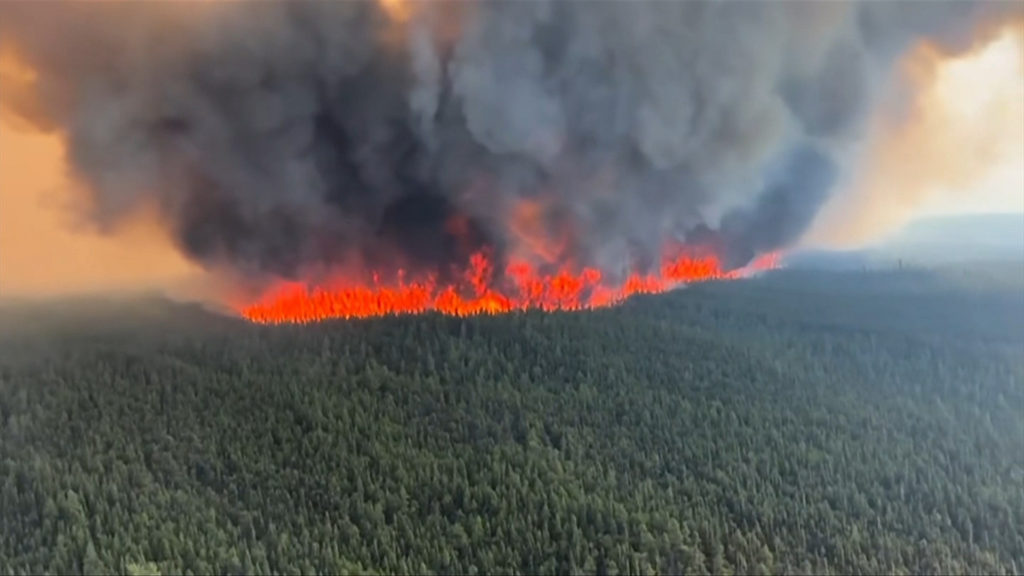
[508,198,573,265]
[238,248,782,324]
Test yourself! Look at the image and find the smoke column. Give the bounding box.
[1,1,1020,314]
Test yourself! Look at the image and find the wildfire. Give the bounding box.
[239,249,781,324]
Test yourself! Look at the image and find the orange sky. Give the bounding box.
[806,25,1024,247]
[0,100,205,299]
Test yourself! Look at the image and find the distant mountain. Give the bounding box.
[789,213,1024,270]
[891,212,1024,244]
[879,213,1024,263]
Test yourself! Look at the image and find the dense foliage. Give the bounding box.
[1,268,1022,575]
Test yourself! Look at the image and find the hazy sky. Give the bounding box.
[916,29,1023,216]
[805,26,1024,247]
[0,104,204,299]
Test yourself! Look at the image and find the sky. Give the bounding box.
[921,30,1024,216]
[804,25,1024,247]
[0,82,206,299]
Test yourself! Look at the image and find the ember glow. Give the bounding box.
[239,250,781,324]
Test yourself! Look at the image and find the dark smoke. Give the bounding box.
[1,1,1019,282]
[719,145,838,269]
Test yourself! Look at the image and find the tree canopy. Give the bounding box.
[1,269,1022,575]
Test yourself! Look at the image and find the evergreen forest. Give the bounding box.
[1,267,1022,575]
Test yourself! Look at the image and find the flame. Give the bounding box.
[508,198,573,265]
[238,248,781,324]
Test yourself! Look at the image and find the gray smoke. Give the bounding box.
[1,0,1019,283]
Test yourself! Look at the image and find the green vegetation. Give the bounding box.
[1,269,1022,575]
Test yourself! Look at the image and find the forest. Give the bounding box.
[1,267,1022,575]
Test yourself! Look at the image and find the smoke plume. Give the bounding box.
[1,1,1020,286]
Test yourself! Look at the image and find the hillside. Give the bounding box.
[787,213,1024,271]
[1,269,1022,575]
[876,213,1022,265]
[892,213,1024,252]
